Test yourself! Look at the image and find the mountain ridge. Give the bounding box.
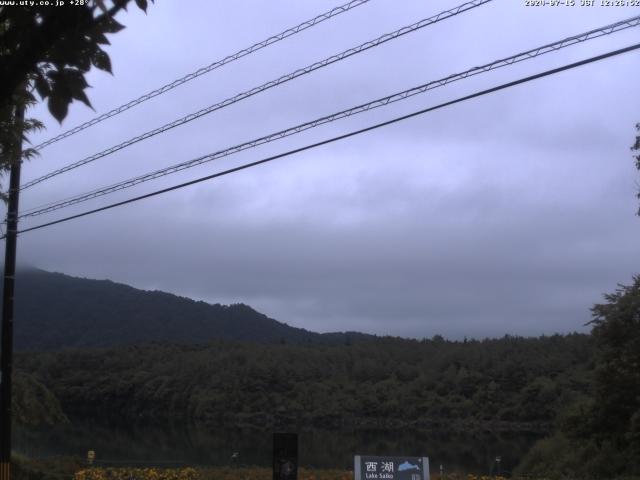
[12,267,374,350]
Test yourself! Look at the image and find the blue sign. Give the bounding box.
[354,456,430,480]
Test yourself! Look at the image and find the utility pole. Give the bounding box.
[0,100,25,480]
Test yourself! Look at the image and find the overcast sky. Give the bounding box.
[10,0,640,339]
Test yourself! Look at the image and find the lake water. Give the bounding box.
[15,422,542,475]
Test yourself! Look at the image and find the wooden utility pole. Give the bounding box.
[0,101,25,480]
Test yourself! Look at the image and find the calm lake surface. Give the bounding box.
[15,422,542,475]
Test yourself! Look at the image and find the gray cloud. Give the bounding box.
[11,0,640,339]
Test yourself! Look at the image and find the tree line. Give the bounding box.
[15,333,593,432]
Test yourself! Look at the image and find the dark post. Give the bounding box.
[0,101,25,480]
[273,433,298,480]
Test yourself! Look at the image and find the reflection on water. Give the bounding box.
[14,422,541,474]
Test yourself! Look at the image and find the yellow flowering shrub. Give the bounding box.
[75,467,200,480]
[74,467,510,480]
[197,467,350,480]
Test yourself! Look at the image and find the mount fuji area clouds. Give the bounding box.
[14,0,640,338]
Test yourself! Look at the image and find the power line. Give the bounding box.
[21,0,493,191]
[20,13,639,216]
[11,42,640,238]
[31,0,373,151]
[19,14,640,219]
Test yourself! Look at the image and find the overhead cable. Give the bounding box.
[18,14,640,219]
[11,42,640,238]
[32,0,373,151]
[21,0,493,190]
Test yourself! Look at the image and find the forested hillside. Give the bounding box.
[11,371,68,426]
[514,276,640,478]
[16,334,593,431]
[13,268,372,350]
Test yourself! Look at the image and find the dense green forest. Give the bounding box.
[12,372,68,427]
[515,276,640,478]
[10,269,640,478]
[9,269,594,436]
[15,334,592,431]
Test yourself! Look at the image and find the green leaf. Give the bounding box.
[57,68,87,94]
[21,148,40,161]
[93,0,107,14]
[24,90,36,103]
[46,68,61,81]
[48,95,69,123]
[91,49,112,73]
[24,118,45,131]
[72,88,93,109]
[135,0,148,12]
[74,47,92,72]
[33,74,51,99]
[92,31,111,45]
[102,18,125,34]
[57,68,93,108]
